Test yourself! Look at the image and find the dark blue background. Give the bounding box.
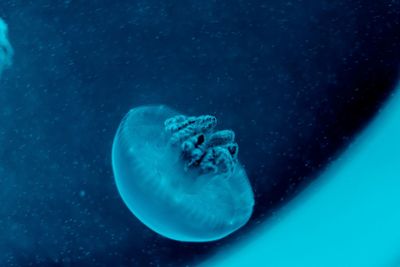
[0,0,399,266]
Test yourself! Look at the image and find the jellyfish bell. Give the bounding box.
[112,105,254,242]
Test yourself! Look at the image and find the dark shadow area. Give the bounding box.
[0,0,399,266]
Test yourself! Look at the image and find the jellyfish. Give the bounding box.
[0,18,13,76]
[112,105,254,242]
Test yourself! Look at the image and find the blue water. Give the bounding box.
[0,1,399,266]
[206,84,400,266]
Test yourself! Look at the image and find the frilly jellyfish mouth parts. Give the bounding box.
[164,114,239,176]
[112,105,254,242]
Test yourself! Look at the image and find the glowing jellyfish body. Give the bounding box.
[112,105,254,242]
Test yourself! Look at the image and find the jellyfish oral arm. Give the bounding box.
[164,114,239,175]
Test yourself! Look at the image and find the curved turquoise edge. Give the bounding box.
[205,82,400,266]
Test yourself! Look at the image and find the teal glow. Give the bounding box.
[205,84,400,266]
[112,105,254,242]
[0,18,13,76]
